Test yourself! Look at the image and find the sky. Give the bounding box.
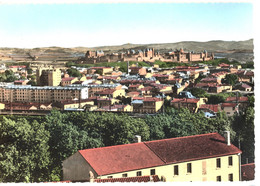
[0,2,254,48]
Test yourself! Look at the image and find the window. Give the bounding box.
[107,176,113,179]
[228,156,233,166]
[228,174,233,181]
[150,169,155,175]
[174,165,179,176]
[216,176,221,182]
[216,158,221,168]
[122,173,127,177]
[187,163,192,173]
[136,171,142,176]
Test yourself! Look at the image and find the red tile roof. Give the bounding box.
[129,84,141,88]
[241,84,252,89]
[241,163,255,181]
[219,63,230,67]
[225,97,249,102]
[199,104,219,113]
[171,98,200,104]
[144,133,241,164]
[143,97,162,102]
[62,77,77,81]
[96,89,116,95]
[79,142,163,176]
[195,83,219,87]
[78,133,241,176]
[221,103,238,107]
[127,91,140,95]
[94,175,160,183]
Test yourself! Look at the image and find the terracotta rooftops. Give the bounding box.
[199,104,219,113]
[94,175,160,183]
[171,98,200,104]
[79,142,163,176]
[78,133,241,176]
[225,96,249,102]
[221,103,238,107]
[241,163,255,181]
[62,77,77,81]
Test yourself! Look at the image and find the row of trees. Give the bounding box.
[0,106,254,182]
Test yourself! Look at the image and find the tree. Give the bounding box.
[67,68,82,77]
[44,110,89,180]
[223,74,238,86]
[232,107,254,163]
[190,88,208,98]
[27,68,33,74]
[0,117,50,182]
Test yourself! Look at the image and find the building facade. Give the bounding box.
[63,132,241,182]
[0,85,88,103]
[36,67,62,86]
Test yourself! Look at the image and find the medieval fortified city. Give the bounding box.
[0,2,255,184]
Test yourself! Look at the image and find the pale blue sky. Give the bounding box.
[0,3,253,48]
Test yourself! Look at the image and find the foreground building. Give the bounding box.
[63,132,241,182]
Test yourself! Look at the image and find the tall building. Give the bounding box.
[36,66,62,86]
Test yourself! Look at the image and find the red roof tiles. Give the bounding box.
[78,133,241,176]
[144,133,241,164]
[200,104,219,113]
[221,103,238,107]
[94,175,160,183]
[225,97,249,102]
[171,98,200,104]
[79,142,163,175]
[241,163,255,181]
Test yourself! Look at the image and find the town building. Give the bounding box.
[219,103,239,116]
[132,97,164,113]
[62,132,241,182]
[81,48,214,64]
[36,66,62,86]
[170,98,206,113]
[0,85,88,103]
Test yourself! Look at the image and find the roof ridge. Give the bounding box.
[78,142,144,152]
[145,133,219,144]
[79,133,219,153]
[143,141,167,164]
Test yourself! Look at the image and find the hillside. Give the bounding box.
[0,39,254,62]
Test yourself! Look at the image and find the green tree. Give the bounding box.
[189,88,208,98]
[223,74,238,86]
[67,68,82,77]
[27,68,33,74]
[232,107,254,163]
[0,117,50,182]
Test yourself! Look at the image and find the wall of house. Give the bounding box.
[63,152,98,181]
[98,155,240,182]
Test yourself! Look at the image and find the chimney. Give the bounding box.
[224,131,231,146]
[134,135,141,143]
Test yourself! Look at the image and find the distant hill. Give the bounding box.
[0,39,253,62]
[0,39,253,53]
[88,39,254,53]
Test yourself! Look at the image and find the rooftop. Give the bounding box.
[78,133,241,176]
[94,175,160,183]
[241,163,255,181]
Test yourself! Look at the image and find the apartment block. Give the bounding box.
[36,67,62,86]
[0,85,88,103]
